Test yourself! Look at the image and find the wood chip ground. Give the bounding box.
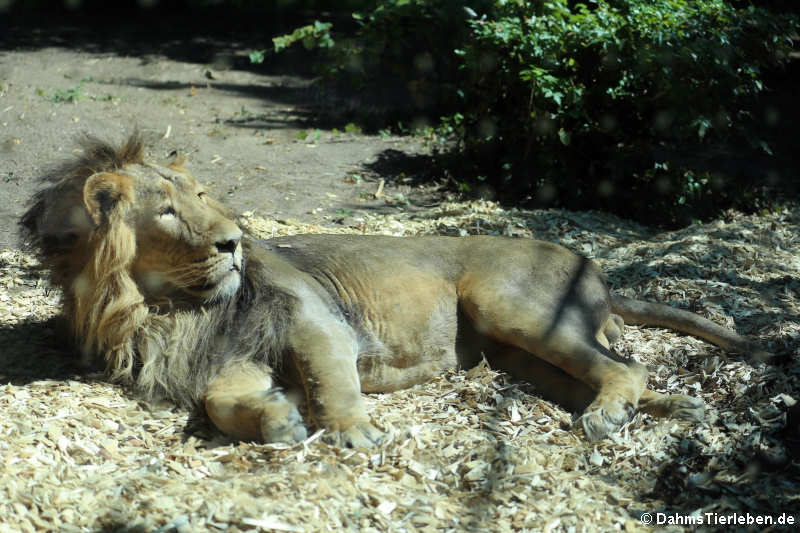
[1,201,798,532]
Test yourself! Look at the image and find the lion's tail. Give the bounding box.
[610,296,772,362]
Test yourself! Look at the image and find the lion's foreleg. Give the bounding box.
[288,315,384,448]
[204,362,307,443]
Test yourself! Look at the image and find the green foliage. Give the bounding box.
[344,122,363,134]
[248,50,266,64]
[328,1,494,107]
[273,20,334,52]
[447,0,798,224]
[272,0,798,225]
[46,84,85,104]
[37,77,122,106]
[251,20,334,64]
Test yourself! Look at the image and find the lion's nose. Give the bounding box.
[215,236,240,255]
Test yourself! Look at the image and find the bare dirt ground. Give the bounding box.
[1,10,799,533]
[0,11,436,251]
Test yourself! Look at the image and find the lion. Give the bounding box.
[20,134,770,446]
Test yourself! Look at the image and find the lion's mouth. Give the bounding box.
[189,281,217,292]
[187,254,242,293]
[188,268,241,296]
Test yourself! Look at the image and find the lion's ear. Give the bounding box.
[163,150,187,170]
[83,172,133,225]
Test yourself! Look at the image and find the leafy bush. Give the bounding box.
[449,0,798,224]
[312,0,494,122]
[272,0,799,225]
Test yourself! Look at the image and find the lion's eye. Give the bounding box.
[160,206,177,217]
[197,191,207,201]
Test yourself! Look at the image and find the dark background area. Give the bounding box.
[3,0,799,230]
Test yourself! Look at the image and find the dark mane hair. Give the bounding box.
[20,133,146,255]
[72,133,146,177]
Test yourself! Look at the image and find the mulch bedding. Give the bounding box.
[1,200,798,533]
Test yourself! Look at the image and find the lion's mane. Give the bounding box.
[21,136,295,408]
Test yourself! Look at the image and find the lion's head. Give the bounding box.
[22,134,244,370]
[22,134,243,305]
[116,157,243,305]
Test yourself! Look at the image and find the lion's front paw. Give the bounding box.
[323,421,385,449]
[260,399,308,444]
[578,395,635,441]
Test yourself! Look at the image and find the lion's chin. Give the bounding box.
[185,270,241,303]
[207,271,241,302]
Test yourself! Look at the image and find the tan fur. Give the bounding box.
[22,135,768,445]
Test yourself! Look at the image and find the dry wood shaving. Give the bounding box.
[2,202,799,532]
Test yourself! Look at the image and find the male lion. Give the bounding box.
[21,135,768,446]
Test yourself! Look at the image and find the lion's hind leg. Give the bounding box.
[594,315,706,424]
[478,321,648,440]
[561,341,649,441]
[638,389,705,422]
[491,349,704,428]
[204,362,307,444]
[460,281,648,440]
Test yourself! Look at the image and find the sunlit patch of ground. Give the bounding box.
[1,202,798,532]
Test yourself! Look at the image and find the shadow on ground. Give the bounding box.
[1,5,318,75]
[0,317,85,384]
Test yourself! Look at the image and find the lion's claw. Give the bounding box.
[323,421,385,448]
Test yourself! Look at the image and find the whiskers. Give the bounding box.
[161,255,241,302]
